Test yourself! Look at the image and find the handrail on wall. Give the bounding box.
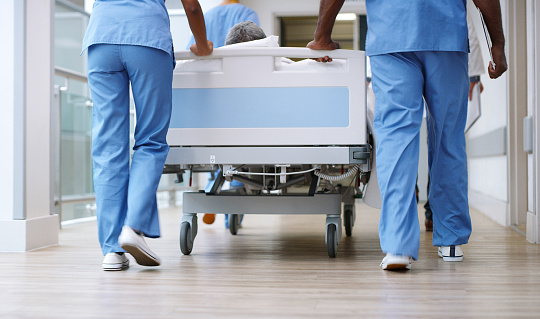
[55,66,87,83]
[55,67,88,94]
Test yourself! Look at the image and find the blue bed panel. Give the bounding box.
[170,87,349,128]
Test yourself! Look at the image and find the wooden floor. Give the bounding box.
[1,202,540,318]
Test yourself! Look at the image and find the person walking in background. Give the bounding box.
[82,0,212,271]
[308,0,507,270]
[186,0,259,49]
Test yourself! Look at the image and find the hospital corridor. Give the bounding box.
[2,0,540,318]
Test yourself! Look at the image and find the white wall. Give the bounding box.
[467,53,508,202]
[26,0,54,220]
[0,0,58,252]
[0,0,16,221]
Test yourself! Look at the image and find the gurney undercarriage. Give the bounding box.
[164,144,371,257]
[164,47,375,258]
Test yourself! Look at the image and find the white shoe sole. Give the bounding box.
[120,241,160,266]
[438,250,464,262]
[103,260,129,271]
[381,255,412,270]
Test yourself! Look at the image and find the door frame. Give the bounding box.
[526,0,539,243]
[507,1,528,229]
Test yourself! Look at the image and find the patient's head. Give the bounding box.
[225,21,266,45]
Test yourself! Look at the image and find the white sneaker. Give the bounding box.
[118,226,161,266]
[380,253,412,270]
[438,245,464,262]
[102,252,129,271]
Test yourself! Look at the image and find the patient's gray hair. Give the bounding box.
[225,21,266,45]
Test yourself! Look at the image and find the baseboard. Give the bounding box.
[468,189,508,226]
[0,214,59,252]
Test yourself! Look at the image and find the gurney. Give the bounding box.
[164,46,375,257]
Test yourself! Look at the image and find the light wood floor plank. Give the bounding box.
[1,202,539,318]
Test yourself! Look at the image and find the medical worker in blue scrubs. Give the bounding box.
[187,0,259,227]
[82,0,213,271]
[308,0,507,270]
[186,0,259,49]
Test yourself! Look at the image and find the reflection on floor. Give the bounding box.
[1,202,539,318]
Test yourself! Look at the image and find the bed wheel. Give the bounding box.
[180,222,193,255]
[326,223,338,258]
[229,214,239,235]
[344,204,355,237]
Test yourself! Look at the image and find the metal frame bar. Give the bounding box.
[182,192,342,215]
[166,146,366,165]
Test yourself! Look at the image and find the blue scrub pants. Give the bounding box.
[87,44,174,255]
[370,51,472,260]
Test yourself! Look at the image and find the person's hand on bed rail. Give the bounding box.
[307,40,340,62]
[190,40,214,56]
[182,0,213,56]
[307,0,345,62]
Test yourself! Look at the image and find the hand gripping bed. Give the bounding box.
[164,47,373,257]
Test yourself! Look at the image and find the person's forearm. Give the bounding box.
[313,0,345,44]
[472,0,505,48]
[181,0,209,49]
[472,0,507,78]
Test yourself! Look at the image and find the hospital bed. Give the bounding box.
[164,47,373,258]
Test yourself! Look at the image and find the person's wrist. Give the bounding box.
[313,33,332,45]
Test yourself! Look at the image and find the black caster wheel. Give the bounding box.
[229,214,239,235]
[180,222,193,255]
[344,209,354,237]
[327,223,338,258]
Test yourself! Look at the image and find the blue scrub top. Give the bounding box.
[82,0,173,55]
[186,4,260,49]
[365,0,468,56]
